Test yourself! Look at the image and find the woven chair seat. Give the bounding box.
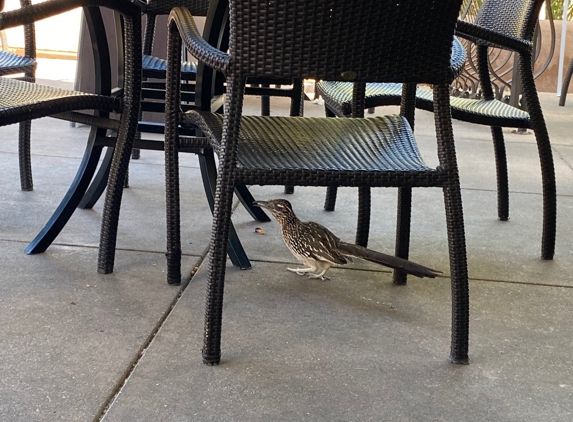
[0,77,115,126]
[166,0,470,365]
[186,111,438,183]
[0,51,35,75]
[142,54,197,79]
[318,81,530,128]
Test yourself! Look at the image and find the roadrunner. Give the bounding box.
[254,199,441,280]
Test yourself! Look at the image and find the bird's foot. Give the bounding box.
[308,274,330,281]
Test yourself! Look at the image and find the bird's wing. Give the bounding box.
[337,241,441,278]
[301,222,350,265]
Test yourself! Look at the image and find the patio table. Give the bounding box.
[24,0,259,278]
[24,5,127,254]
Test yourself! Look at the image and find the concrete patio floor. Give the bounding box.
[1,75,573,421]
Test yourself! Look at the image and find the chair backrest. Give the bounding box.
[143,0,211,56]
[228,0,464,85]
[475,0,545,41]
[145,0,210,16]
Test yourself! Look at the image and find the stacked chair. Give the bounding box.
[81,0,303,277]
[316,0,556,260]
[164,0,470,365]
[0,0,143,278]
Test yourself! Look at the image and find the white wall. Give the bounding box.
[3,0,82,53]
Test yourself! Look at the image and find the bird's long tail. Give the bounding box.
[337,241,441,278]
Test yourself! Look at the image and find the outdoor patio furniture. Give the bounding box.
[138,0,284,225]
[0,0,143,273]
[164,0,469,365]
[0,0,36,191]
[316,0,556,260]
[129,0,210,162]
[80,0,305,278]
[136,0,304,188]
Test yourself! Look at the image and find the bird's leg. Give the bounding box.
[308,262,332,281]
[287,266,317,276]
[287,258,318,276]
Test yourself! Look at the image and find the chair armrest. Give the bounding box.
[0,0,143,31]
[455,19,532,56]
[169,6,230,75]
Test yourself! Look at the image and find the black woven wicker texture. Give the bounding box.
[230,0,460,84]
[187,111,436,175]
[0,78,115,126]
[143,0,209,69]
[141,54,197,78]
[145,0,210,16]
[0,53,35,76]
[316,0,556,260]
[1,0,36,190]
[165,0,469,365]
[475,0,544,40]
[0,0,143,276]
[317,81,531,127]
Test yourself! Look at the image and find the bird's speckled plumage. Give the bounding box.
[254,199,441,280]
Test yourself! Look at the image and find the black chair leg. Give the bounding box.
[203,176,236,366]
[260,83,270,116]
[521,57,556,260]
[443,183,469,365]
[491,126,509,221]
[18,120,33,191]
[200,149,251,269]
[393,187,412,285]
[25,127,105,254]
[323,103,338,210]
[529,117,556,260]
[324,186,337,211]
[356,186,371,247]
[123,166,130,188]
[97,60,142,275]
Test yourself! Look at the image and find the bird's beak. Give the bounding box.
[252,200,270,210]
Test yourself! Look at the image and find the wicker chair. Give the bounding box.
[165,0,469,365]
[135,0,303,275]
[129,0,209,162]
[66,0,270,277]
[82,0,298,268]
[316,0,556,260]
[0,0,36,191]
[140,0,296,208]
[0,0,143,275]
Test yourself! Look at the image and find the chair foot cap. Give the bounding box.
[449,354,469,365]
[202,351,221,366]
[98,267,113,274]
[167,278,181,285]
